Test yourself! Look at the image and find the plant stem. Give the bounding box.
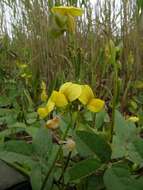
[110,62,118,143]
[58,115,78,188]
[41,123,71,190]
[121,76,132,112]
[1,159,30,177]
[58,151,72,183]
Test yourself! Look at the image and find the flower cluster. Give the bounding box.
[37,82,105,119]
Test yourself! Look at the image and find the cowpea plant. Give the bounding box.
[0,82,143,190]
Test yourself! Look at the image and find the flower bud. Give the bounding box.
[37,107,49,119]
[65,138,76,152]
[46,116,60,129]
[41,89,48,102]
[128,116,139,123]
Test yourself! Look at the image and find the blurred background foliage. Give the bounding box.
[0,0,143,113]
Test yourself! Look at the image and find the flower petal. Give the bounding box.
[46,99,55,113]
[41,81,46,90]
[66,84,82,102]
[67,14,75,33]
[19,64,28,69]
[68,7,84,16]
[41,89,48,102]
[51,6,83,17]
[78,85,94,105]
[59,82,73,93]
[67,83,82,101]
[50,90,68,107]
[60,82,81,102]
[37,107,49,119]
[127,116,139,123]
[87,98,105,112]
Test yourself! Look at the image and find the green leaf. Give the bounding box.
[9,122,27,128]
[87,175,104,190]
[33,127,53,158]
[26,112,38,124]
[127,143,143,164]
[112,111,139,160]
[76,130,111,162]
[0,128,24,140]
[4,140,33,156]
[104,164,143,190]
[30,164,42,190]
[127,138,143,164]
[95,110,108,129]
[0,112,17,125]
[25,127,39,139]
[0,96,11,107]
[8,122,39,138]
[83,111,93,121]
[112,135,126,158]
[114,110,136,140]
[74,133,94,158]
[0,151,36,167]
[134,138,143,159]
[68,158,101,182]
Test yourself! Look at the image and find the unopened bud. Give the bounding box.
[46,116,60,129]
[127,116,139,123]
[41,89,48,102]
[65,138,76,152]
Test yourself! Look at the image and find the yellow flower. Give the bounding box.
[37,100,55,119]
[51,6,83,33]
[51,6,83,17]
[59,82,82,102]
[21,73,32,79]
[19,64,28,69]
[21,73,27,78]
[79,85,105,112]
[46,116,60,130]
[78,85,94,105]
[16,62,28,69]
[87,99,105,112]
[46,99,55,113]
[37,107,49,119]
[67,14,75,33]
[50,90,68,107]
[38,82,104,117]
[41,81,47,90]
[41,89,48,102]
[40,81,48,102]
[59,82,72,93]
[128,116,139,123]
[44,82,81,112]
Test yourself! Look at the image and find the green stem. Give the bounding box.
[58,151,72,183]
[121,76,132,112]
[40,123,71,190]
[58,116,77,188]
[0,159,30,177]
[110,62,118,143]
